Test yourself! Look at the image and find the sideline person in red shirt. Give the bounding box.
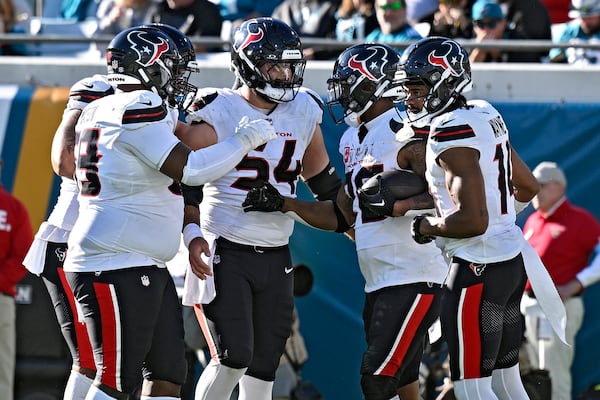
[0,158,34,399]
[522,161,600,400]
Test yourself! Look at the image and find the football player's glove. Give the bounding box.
[411,215,435,244]
[242,180,284,212]
[357,175,396,217]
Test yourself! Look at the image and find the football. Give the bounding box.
[360,169,427,201]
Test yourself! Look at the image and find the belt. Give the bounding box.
[216,237,288,254]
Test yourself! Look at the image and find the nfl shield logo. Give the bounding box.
[141,275,150,287]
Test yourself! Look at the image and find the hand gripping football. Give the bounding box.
[358,169,427,216]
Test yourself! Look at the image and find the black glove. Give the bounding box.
[357,175,396,217]
[411,215,436,244]
[242,180,285,212]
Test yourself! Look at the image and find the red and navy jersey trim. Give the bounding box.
[431,124,475,142]
[122,104,168,124]
[70,87,115,104]
[412,126,430,140]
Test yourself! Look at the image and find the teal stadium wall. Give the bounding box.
[2,68,600,399]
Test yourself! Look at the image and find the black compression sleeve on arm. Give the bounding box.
[305,162,342,202]
[181,183,204,206]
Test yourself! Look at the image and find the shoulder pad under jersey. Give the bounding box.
[121,91,169,125]
[68,74,114,110]
[189,91,219,113]
[299,87,324,110]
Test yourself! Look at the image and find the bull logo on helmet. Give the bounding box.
[348,45,389,81]
[238,25,265,51]
[427,40,463,77]
[127,30,170,67]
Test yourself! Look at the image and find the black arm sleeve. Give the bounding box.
[304,162,342,202]
[181,183,204,206]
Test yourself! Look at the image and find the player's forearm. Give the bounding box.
[282,198,338,231]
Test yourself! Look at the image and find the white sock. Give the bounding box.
[84,384,116,400]
[63,370,94,400]
[453,376,498,400]
[194,360,246,400]
[491,364,530,400]
[238,375,273,400]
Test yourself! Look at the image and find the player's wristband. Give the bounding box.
[411,215,435,244]
[183,223,203,249]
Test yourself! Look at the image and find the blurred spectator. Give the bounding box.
[0,0,31,55]
[60,0,98,20]
[212,0,284,40]
[272,0,339,37]
[271,0,340,59]
[146,0,223,52]
[498,0,552,63]
[549,0,600,64]
[541,0,571,23]
[334,0,377,41]
[96,0,155,35]
[0,158,34,400]
[429,0,473,38]
[469,0,542,62]
[212,0,283,21]
[405,0,438,24]
[365,0,422,47]
[498,0,552,39]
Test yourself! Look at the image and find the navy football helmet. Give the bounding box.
[231,17,305,103]
[326,43,403,127]
[396,36,472,117]
[106,26,184,102]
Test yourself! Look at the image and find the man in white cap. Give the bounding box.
[522,161,600,400]
[549,0,600,63]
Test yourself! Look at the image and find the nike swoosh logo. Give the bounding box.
[140,100,152,106]
[370,201,385,207]
[284,266,294,274]
[81,82,93,89]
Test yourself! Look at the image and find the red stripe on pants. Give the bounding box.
[380,294,434,376]
[94,282,119,390]
[461,283,483,379]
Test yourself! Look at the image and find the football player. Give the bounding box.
[22,23,206,400]
[241,43,449,400]
[23,74,112,399]
[397,36,540,400]
[178,17,343,400]
[62,26,276,400]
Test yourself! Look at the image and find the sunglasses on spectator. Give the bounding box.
[474,19,500,29]
[379,1,405,11]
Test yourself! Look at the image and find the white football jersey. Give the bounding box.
[339,108,448,292]
[189,87,322,247]
[426,99,524,263]
[64,90,182,272]
[47,75,114,234]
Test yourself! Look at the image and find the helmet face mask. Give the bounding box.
[326,43,403,126]
[142,23,199,109]
[231,17,306,103]
[397,36,472,119]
